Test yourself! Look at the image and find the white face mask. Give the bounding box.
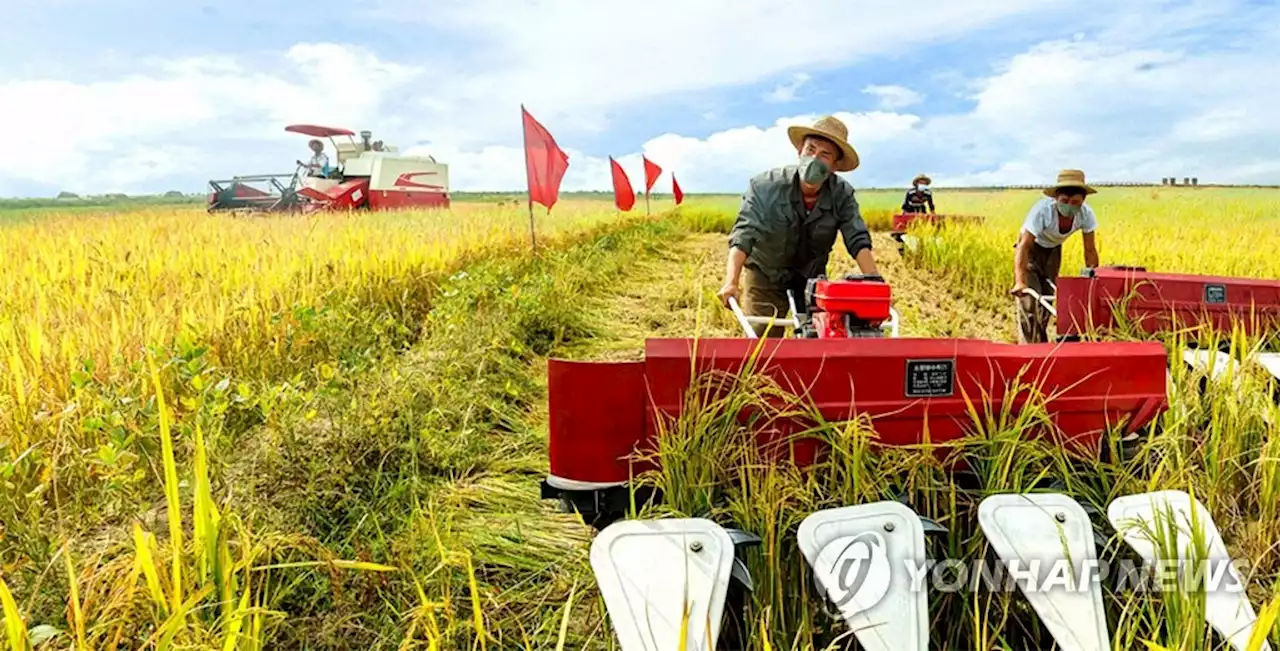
[1056,202,1081,217]
[917,185,929,192]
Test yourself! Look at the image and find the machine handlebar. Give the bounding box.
[1017,287,1058,317]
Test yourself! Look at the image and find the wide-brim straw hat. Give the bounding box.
[1044,169,1097,196]
[912,174,932,186]
[787,115,860,173]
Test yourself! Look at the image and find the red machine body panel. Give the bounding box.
[298,179,371,210]
[367,189,451,210]
[232,184,271,199]
[1056,266,1280,338]
[546,338,1169,487]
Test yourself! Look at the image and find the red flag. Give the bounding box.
[642,155,663,193]
[610,157,635,211]
[521,105,569,211]
[672,175,684,205]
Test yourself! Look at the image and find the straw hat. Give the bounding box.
[788,115,860,172]
[912,174,932,186]
[1044,169,1097,197]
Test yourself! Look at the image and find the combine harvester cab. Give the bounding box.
[532,276,1280,651]
[207,124,450,214]
[1047,265,1280,387]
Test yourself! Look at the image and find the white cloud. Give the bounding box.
[0,43,423,193]
[862,85,924,110]
[926,19,1280,186]
[405,111,920,194]
[765,73,811,103]
[2,0,1050,196]
[363,0,1051,149]
[4,0,1280,196]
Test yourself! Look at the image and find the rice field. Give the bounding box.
[0,187,1277,650]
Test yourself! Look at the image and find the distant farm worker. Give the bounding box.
[298,139,330,178]
[1011,169,1101,343]
[902,174,935,213]
[718,115,879,337]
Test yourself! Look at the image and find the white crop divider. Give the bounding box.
[1182,348,1239,385]
[977,493,1111,651]
[1107,490,1272,651]
[797,501,929,651]
[590,518,736,651]
[1180,349,1275,424]
[1252,352,1280,384]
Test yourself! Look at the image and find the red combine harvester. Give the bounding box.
[1024,265,1280,382]
[206,124,450,214]
[889,212,984,254]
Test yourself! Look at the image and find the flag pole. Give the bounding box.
[643,157,651,216]
[521,104,537,253]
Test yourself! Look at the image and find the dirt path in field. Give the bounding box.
[863,232,1017,340]
[559,230,1016,346]
[556,233,741,360]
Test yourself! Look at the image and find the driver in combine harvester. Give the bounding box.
[902,174,935,213]
[298,139,331,178]
[1011,169,1102,344]
[717,115,879,337]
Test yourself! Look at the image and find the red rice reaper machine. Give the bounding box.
[206,124,450,214]
[533,276,1280,651]
[1023,265,1280,384]
[890,212,985,254]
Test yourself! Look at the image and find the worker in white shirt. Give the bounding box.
[1011,169,1101,343]
[298,139,331,178]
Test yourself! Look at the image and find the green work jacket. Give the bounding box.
[728,164,873,289]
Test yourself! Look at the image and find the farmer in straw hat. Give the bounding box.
[718,115,879,336]
[1012,169,1102,343]
[902,174,935,213]
[298,139,331,178]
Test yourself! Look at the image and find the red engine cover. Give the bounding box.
[811,279,892,324]
[1056,266,1280,338]
[545,337,1169,487]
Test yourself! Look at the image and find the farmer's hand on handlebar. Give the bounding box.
[717,282,740,308]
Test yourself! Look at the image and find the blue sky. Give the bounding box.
[2,0,1278,197]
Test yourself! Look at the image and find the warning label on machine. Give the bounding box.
[905,359,955,397]
[1204,284,1226,304]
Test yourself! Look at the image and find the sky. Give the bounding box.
[2,0,1278,198]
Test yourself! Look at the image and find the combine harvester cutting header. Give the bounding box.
[890,211,985,255]
[541,274,1276,650]
[207,124,450,214]
[1024,265,1280,385]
